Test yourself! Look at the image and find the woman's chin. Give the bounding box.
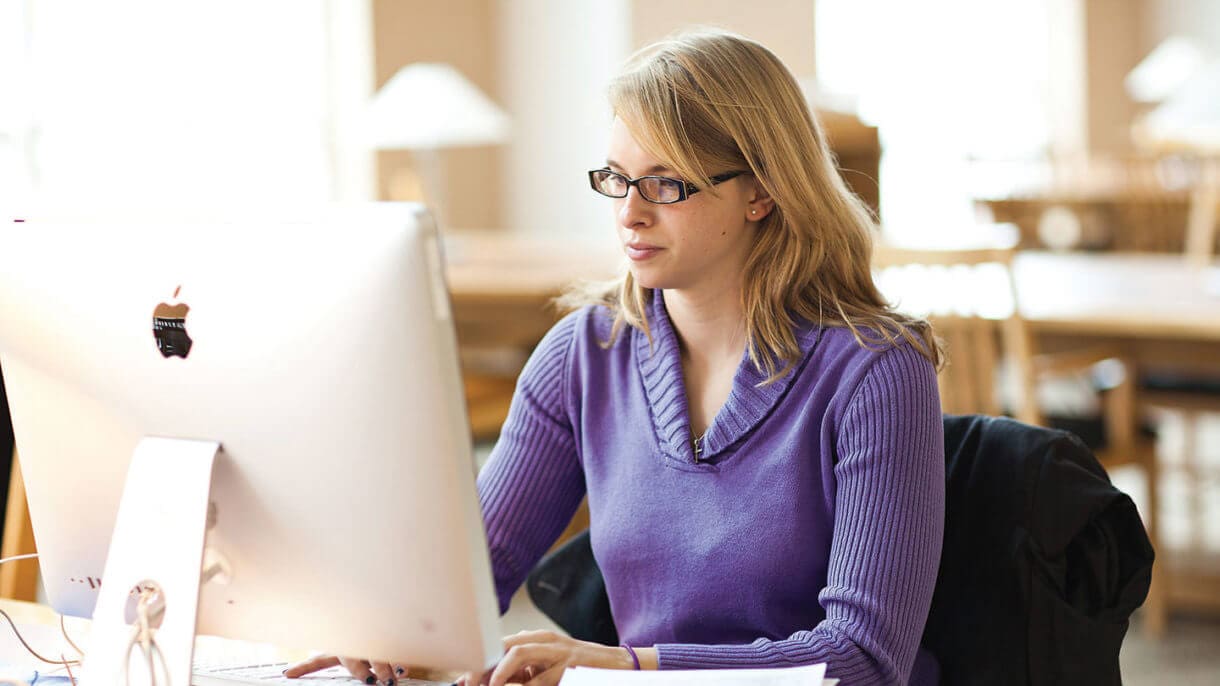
[627,267,670,291]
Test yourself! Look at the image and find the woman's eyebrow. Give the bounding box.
[605,159,675,175]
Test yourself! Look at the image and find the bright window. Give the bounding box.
[1,0,369,211]
[816,0,1052,241]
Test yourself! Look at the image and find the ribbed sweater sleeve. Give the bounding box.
[477,313,587,614]
[656,344,945,685]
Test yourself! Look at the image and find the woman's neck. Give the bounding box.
[663,284,747,367]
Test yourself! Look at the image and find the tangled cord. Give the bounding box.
[0,553,82,686]
[0,551,226,686]
[123,586,168,686]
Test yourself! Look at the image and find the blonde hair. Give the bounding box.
[562,28,942,381]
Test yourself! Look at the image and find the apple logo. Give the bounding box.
[152,285,193,359]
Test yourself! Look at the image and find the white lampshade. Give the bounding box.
[365,63,510,150]
[1140,60,1220,151]
[1125,36,1206,104]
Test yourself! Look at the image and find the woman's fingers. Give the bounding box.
[531,663,566,686]
[489,644,560,686]
[283,654,340,678]
[502,630,561,648]
[282,654,403,684]
[369,660,395,684]
[338,657,375,684]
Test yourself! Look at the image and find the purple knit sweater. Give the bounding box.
[477,292,945,685]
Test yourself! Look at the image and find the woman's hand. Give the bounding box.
[459,630,636,686]
[283,654,408,685]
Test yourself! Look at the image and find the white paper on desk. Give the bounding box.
[0,621,82,675]
[560,662,826,685]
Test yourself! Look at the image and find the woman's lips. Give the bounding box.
[625,243,663,261]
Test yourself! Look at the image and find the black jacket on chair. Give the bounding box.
[526,414,1154,685]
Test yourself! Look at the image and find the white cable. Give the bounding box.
[124,587,167,686]
[0,553,39,565]
[0,551,82,685]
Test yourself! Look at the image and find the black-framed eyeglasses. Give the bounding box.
[587,168,746,204]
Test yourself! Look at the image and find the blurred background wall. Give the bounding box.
[3,0,1216,241]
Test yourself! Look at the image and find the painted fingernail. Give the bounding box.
[365,677,376,685]
[386,680,396,686]
[396,667,405,676]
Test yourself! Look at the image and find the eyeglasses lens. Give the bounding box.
[593,170,626,197]
[639,178,682,203]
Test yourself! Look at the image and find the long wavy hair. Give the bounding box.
[562,28,941,381]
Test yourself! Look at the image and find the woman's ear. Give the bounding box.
[745,177,775,222]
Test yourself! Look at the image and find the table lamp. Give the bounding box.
[1126,37,1219,152]
[1136,61,1220,152]
[365,62,510,227]
[1125,36,1205,106]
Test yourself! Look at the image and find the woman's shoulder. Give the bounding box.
[530,304,624,361]
[808,323,938,386]
[517,305,629,402]
[819,319,932,356]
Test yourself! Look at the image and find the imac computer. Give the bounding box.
[0,204,502,684]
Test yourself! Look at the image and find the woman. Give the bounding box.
[293,28,944,686]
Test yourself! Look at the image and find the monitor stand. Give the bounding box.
[81,436,220,686]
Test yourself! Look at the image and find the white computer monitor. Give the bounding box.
[0,203,502,682]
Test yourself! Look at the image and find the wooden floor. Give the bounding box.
[1110,411,1220,617]
[1122,609,1220,685]
[1098,411,1220,683]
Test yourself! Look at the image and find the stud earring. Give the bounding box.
[751,209,757,215]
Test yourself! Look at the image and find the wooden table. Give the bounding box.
[444,231,621,352]
[1013,252,1220,373]
[978,193,1193,253]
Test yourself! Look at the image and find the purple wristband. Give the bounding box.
[621,644,641,670]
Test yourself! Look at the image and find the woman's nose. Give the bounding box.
[617,187,652,229]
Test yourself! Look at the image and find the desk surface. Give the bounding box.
[0,598,86,680]
[1014,252,1220,341]
[443,232,620,352]
[0,598,413,681]
[444,231,620,305]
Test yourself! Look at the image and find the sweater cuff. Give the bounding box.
[654,642,839,670]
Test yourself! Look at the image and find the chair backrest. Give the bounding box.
[871,243,1042,424]
[1185,158,1220,268]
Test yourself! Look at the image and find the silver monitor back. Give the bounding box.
[0,203,502,672]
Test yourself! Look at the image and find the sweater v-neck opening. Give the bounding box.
[635,290,822,465]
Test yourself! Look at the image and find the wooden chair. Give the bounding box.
[1137,159,1220,613]
[872,242,1167,635]
[871,245,1011,417]
[1184,158,1219,268]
